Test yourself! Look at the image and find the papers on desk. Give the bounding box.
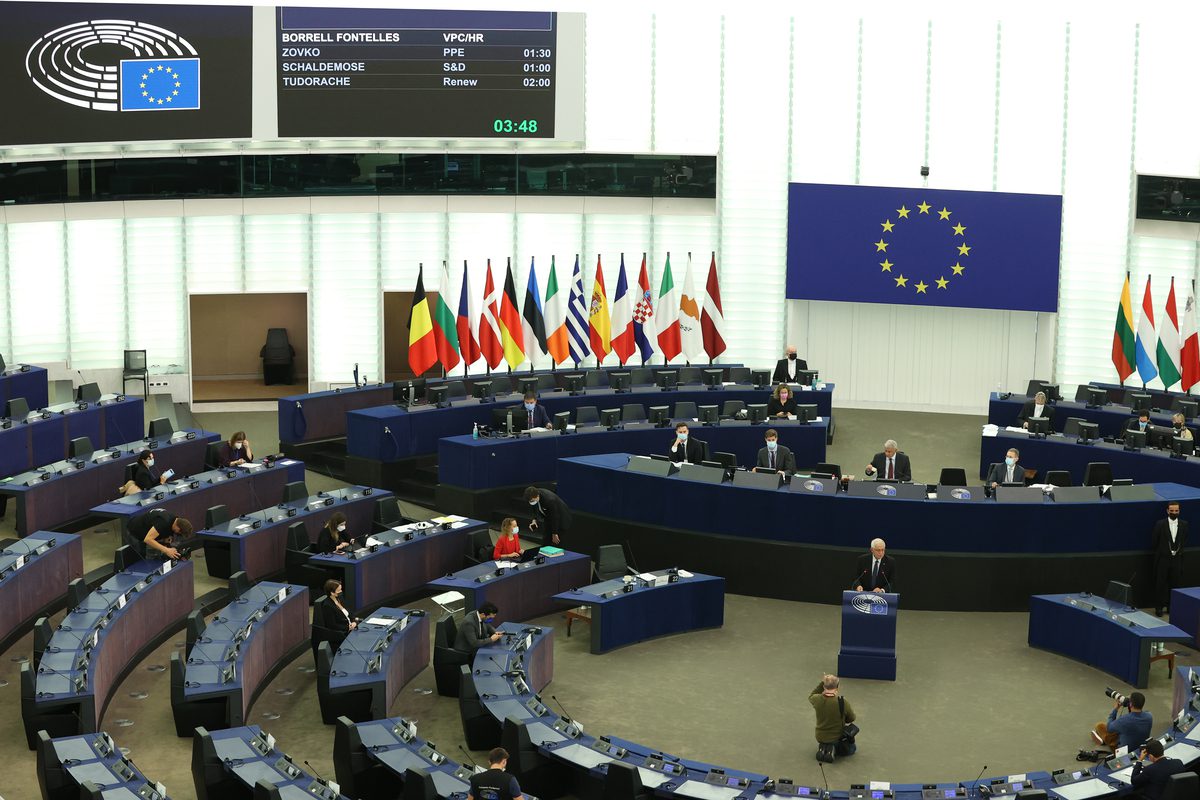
[1107,766,1134,785]
[983,424,1000,437]
[1048,777,1118,800]
[674,781,745,800]
[364,615,397,627]
[1166,741,1200,763]
[1005,426,1030,434]
[870,782,891,791]
[365,536,383,547]
[433,515,466,523]
[279,459,298,466]
[495,560,519,569]
[526,427,556,435]
[636,767,673,788]
[678,569,694,578]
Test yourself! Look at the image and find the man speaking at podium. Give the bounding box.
[854,538,895,593]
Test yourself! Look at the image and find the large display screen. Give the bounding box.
[0,2,253,146]
[275,7,557,138]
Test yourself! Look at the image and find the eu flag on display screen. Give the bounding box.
[119,58,200,111]
[786,183,1062,312]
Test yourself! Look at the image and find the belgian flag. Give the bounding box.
[408,264,438,376]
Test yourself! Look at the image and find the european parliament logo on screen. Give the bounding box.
[25,19,200,112]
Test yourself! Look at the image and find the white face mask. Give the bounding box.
[146,458,155,467]
[337,524,346,533]
[677,432,688,441]
[510,527,519,536]
[233,442,242,450]
[767,440,778,451]
[528,498,539,506]
[1004,457,1015,467]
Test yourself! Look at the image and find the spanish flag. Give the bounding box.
[588,255,611,361]
[407,264,438,376]
[499,258,526,369]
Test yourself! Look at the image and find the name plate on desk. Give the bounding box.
[626,457,679,477]
[790,477,832,494]
[676,463,726,484]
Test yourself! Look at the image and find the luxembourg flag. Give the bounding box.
[1135,276,1158,385]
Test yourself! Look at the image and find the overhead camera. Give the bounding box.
[920,165,930,177]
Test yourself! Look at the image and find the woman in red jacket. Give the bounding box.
[494,517,521,560]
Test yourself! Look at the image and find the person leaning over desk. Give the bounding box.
[456,601,502,653]
[128,508,193,561]
[119,449,168,497]
[767,383,798,418]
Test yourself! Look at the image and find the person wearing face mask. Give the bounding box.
[512,391,552,431]
[217,430,254,467]
[1171,413,1193,442]
[771,344,808,384]
[317,512,354,554]
[313,578,358,655]
[455,601,503,653]
[767,383,798,418]
[1151,502,1189,617]
[1020,391,1054,429]
[668,421,706,464]
[756,429,796,474]
[524,485,571,546]
[1126,409,1152,437]
[494,517,522,560]
[119,449,169,496]
[986,448,1026,488]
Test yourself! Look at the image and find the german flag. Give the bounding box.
[408,264,438,376]
[499,258,526,369]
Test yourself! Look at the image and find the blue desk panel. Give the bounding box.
[438,421,827,491]
[44,731,166,800]
[324,608,430,722]
[0,531,83,647]
[278,384,393,445]
[348,384,835,462]
[552,569,724,654]
[0,364,49,410]
[0,396,144,479]
[1170,587,1200,647]
[988,392,1196,438]
[1028,593,1191,688]
[200,725,350,798]
[428,551,592,622]
[979,429,1200,487]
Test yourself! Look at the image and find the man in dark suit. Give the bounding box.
[512,391,552,431]
[1127,410,1152,435]
[1151,502,1188,617]
[1130,739,1186,800]
[524,486,572,546]
[1019,391,1054,429]
[986,447,1026,487]
[864,440,912,482]
[854,538,895,592]
[771,345,809,384]
[455,601,502,653]
[668,422,706,464]
[756,428,796,473]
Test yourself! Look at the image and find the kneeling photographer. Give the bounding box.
[809,673,857,762]
[1091,688,1152,753]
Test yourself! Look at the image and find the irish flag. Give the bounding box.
[544,256,570,365]
[1135,276,1158,384]
[1157,276,1182,390]
[1183,282,1200,392]
[1112,273,1135,383]
[654,253,681,361]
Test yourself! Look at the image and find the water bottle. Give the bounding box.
[472,422,479,440]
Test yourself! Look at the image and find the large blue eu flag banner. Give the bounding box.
[786,183,1062,312]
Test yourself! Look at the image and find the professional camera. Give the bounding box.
[1105,687,1130,707]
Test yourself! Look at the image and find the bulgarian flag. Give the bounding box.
[1112,273,1135,383]
[544,256,570,365]
[407,264,438,376]
[1157,276,1182,390]
[1183,282,1200,392]
[654,252,681,361]
[1134,275,1158,385]
[434,262,461,372]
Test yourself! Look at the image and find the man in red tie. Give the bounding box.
[864,439,912,482]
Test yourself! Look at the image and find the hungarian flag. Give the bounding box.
[1135,276,1158,384]
[588,256,611,361]
[1183,282,1200,392]
[544,256,570,365]
[633,253,657,363]
[1112,273,1135,383]
[522,257,548,358]
[456,261,481,369]
[499,258,526,369]
[679,253,704,362]
[478,259,504,370]
[700,252,727,360]
[654,253,681,361]
[434,262,461,372]
[407,264,438,376]
[566,255,591,365]
[610,254,636,364]
[1157,276,1183,390]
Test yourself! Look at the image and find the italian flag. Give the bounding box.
[1157,276,1182,390]
[654,253,681,361]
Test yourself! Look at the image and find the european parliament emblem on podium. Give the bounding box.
[838,590,898,681]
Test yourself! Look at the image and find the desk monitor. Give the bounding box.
[648,406,671,427]
[1128,392,1152,412]
[798,369,818,386]
[711,451,737,470]
[655,370,678,391]
[426,384,449,407]
[677,462,726,484]
[1146,424,1174,450]
[1174,398,1199,420]
[516,376,539,397]
[1123,429,1147,451]
[600,408,622,429]
[650,453,670,461]
[1077,421,1100,443]
[747,404,768,424]
[698,405,719,425]
[563,373,585,394]
[751,369,771,389]
[702,369,724,389]
[608,372,632,393]
[1038,382,1062,402]
[553,411,571,431]
[1105,579,1133,607]
[472,380,494,400]
[491,406,513,433]
[1085,386,1108,408]
[1027,416,1051,437]
[394,379,426,404]
[1172,436,1195,458]
[795,404,818,423]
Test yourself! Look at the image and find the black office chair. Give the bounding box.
[465,528,493,565]
[621,403,646,422]
[260,328,296,385]
[1024,379,1049,397]
[585,370,608,387]
[148,417,175,438]
[500,717,566,798]
[459,664,502,749]
[815,462,841,478]
[33,616,53,666]
[721,400,746,419]
[537,373,558,391]
[630,368,653,386]
[113,544,137,572]
[68,436,93,460]
[1161,771,1199,800]
[373,496,405,530]
[603,761,650,800]
[284,521,324,601]
[204,442,223,470]
[122,349,148,398]
[35,728,74,800]
[1014,791,1048,800]
[1045,470,1073,488]
[1063,417,1086,437]
[433,613,470,697]
[205,504,230,530]
[938,468,967,486]
[1083,462,1113,486]
[6,397,29,419]
[229,570,252,599]
[679,367,701,384]
[0,353,5,372]
[402,768,441,800]
[595,544,628,581]
[673,401,698,419]
[282,481,309,503]
[576,406,600,425]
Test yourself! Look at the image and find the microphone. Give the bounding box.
[303,760,329,784]
[849,570,867,590]
[963,765,988,798]
[458,746,480,770]
[550,694,576,723]
[488,655,522,677]
[818,761,829,795]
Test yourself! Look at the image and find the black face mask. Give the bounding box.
[1169,513,1180,520]
[788,354,797,361]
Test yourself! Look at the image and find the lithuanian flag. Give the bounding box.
[1112,272,1135,383]
[408,264,438,376]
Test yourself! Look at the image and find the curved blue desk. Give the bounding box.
[0,531,83,653]
[979,429,1200,487]
[0,364,48,411]
[988,391,1196,438]
[193,725,349,799]
[428,551,593,623]
[0,395,143,480]
[321,607,430,723]
[553,453,1200,611]
[37,730,167,800]
[552,569,724,654]
[334,715,482,800]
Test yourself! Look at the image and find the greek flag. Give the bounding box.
[566,254,591,365]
